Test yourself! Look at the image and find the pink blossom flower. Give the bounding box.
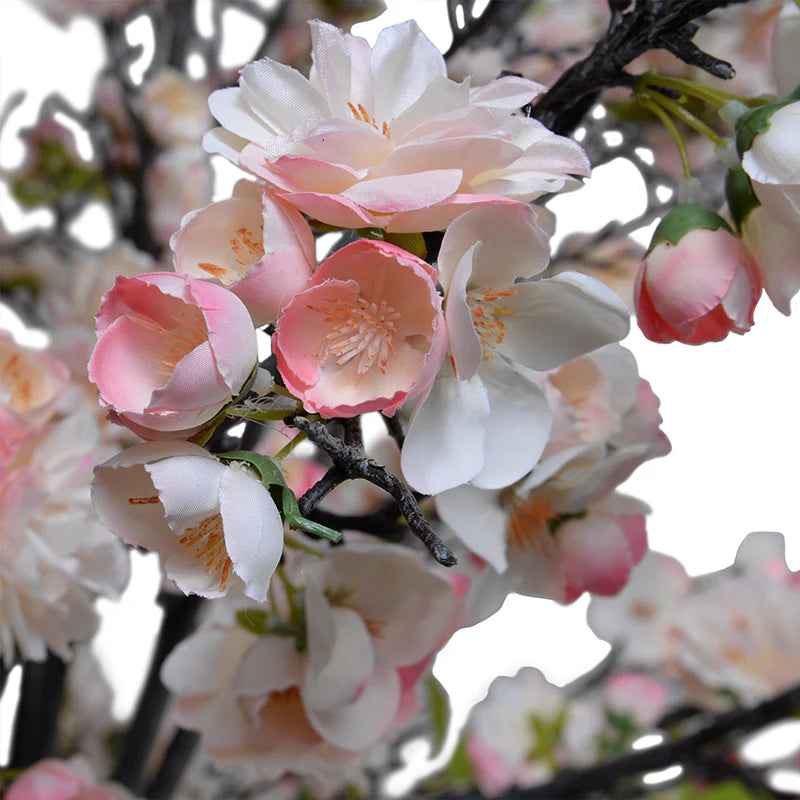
[0,333,69,462]
[672,572,800,707]
[145,146,214,248]
[5,757,135,800]
[92,441,283,602]
[587,551,691,666]
[273,239,446,418]
[140,68,212,147]
[1,414,130,667]
[602,672,669,728]
[205,20,589,232]
[161,545,458,780]
[171,181,314,326]
[635,208,762,344]
[88,272,257,440]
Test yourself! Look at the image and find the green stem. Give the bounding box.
[640,97,693,179]
[644,74,764,109]
[284,531,325,558]
[226,407,298,421]
[275,430,307,460]
[643,89,727,148]
[276,565,299,623]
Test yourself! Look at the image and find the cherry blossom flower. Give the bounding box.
[602,672,669,729]
[465,667,603,796]
[671,571,800,708]
[0,333,69,462]
[273,239,446,418]
[140,68,212,147]
[204,20,589,232]
[587,551,691,666]
[635,207,762,344]
[0,413,130,667]
[162,545,458,780]
[171,181,314,326]
[91,441,283,602]
[88,272,257,440]
[5,757,136,800]
[145,146,214,247]
[401,204,629,495]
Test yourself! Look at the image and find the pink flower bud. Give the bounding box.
[634,206,762,344]
[88,272,257,439]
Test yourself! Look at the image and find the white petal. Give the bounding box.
[471,358,551,490]
[371,20,446,123]
[305,665,401,751]
[239,58,328,135]
[202,127,250,162]
[497,273,629,371]
[303,577,374,712]
[445,242,483,378]
[208,88,275,145]
[401,371,490,495]
[219,463,284,603]
[436,485,508,572]
[236,635,304,695]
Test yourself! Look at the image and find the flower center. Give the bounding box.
[467,288,516,361]
[179,514,233,592]
[506,494,558,555]
[198,226,264,284]
[310,295,401,375]
[129,309,208,380]
[347,101,391,138]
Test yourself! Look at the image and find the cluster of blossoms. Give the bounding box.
[2,3,799,799]
[460,531,800,797]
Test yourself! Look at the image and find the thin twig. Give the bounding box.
[288,417,456,567]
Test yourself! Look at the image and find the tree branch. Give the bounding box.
[532,0,749,135]
[288,416,456,567]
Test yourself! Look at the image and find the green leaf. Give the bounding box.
[218,451,342,543]
[384,231,428,259]
[648,204,732,252]
[528,707,568,769]
[725,168,761,231]
[425,676,452,759]
[735,86,799,157]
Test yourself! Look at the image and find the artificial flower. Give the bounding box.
[91,440,284,602]
[88,272,257,440]
[204,20,589,232]
[171,180,314,326]
[634,205,762,344]
[273,239,446,418]
[401,203,629,495]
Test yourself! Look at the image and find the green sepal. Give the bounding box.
[425,675,452,760]
[356,226,386,241]
[725,168,761,232]
[736,86,800,157]
[677,779,755,800]
[218,450,342,543]
[188,362,260,447]
[384,231,428,259]
[648,203,733,253]
[235,609,270,636]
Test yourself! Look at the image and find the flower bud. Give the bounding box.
[634,204,761,344]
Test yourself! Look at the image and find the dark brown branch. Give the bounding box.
[444,0,534,60]
[426,682,800,799]
[288,416,456,567]
[532,0,749,135]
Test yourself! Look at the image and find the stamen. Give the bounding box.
[129,310,208,381]
[308,295,401,376]
[467,288,517,361]
[506,494,558,555]
[178,514,233,591]
[347,101,391,138]
[128,495,160,504]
